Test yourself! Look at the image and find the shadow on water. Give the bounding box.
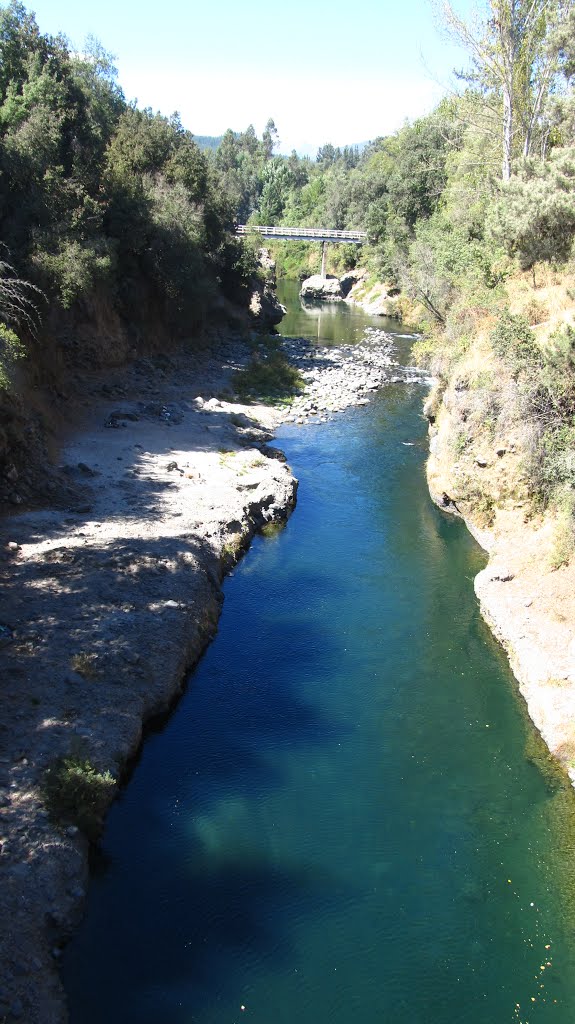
[63,528,359,1021]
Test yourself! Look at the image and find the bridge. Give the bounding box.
[236,224,367,277]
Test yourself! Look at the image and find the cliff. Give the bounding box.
[423,266,575,783]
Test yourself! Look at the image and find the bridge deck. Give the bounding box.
[236,225,366,244]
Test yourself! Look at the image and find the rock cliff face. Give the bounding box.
[425,372,575,787]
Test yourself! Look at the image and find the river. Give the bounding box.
[63,280,575,1024]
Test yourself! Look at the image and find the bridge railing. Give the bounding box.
[236,225,367,243]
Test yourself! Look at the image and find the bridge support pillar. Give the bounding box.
[321,241,328,278]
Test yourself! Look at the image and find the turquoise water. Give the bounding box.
[63,283,575,1024]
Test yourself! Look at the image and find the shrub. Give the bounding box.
[0,323,24,389]
[233,349,304,404]
[43,755,116,840]
[487,149,575,272]
[490,311,540,370]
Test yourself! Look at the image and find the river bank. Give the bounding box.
[0,334,298,1023]
[310,266,575,788]
[0,315,402,1022]
[427,414,575,787]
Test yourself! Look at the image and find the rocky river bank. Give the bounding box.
[0,335,298,1024]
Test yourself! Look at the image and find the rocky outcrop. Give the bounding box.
[339,268,366,297]
[346,277,403,318]
[299,275,344,302]
[249,248,286,330]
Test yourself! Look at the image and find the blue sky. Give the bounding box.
[23,0,474,152]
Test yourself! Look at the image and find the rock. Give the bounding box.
[495,447,506,457]
[475,457,488,467]
[249,251,285,329]
[257,247,276,275]
[491,568,515,582]
[339,269,366,297]
[249,287,286,328]
[300,275,343,301]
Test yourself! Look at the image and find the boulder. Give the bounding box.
[248,247,286,329]
[300,275,344,301]
[249,287,286,327]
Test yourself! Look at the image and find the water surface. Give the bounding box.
[63,281,575,1024]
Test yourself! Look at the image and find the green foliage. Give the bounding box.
[487,148,575,268]
[0,1,257,359]
[34,239,113,309]
[43,754,116,840]
[0,322,23,388]
[490,310,541,368]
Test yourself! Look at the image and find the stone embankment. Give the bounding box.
[0,337,296,1023]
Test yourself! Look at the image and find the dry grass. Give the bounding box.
[506,267,575,343]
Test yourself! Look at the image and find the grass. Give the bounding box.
[548,497,575,570]
[43,753,116,840]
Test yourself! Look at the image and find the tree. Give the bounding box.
[440,0,569,178]
[487,144,575,269]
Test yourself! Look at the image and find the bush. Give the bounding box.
[490,311,540,370]
[43,754,116,840]
[0,322,24,389]
[233,345,304,404]
[487,149,575,271]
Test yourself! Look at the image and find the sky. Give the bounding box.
[22,0,475,153]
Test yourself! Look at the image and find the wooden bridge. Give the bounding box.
[236,224,367,277]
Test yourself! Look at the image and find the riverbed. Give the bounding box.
[63,282,575,1024]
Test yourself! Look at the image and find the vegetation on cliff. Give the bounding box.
[0,1,268,389]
